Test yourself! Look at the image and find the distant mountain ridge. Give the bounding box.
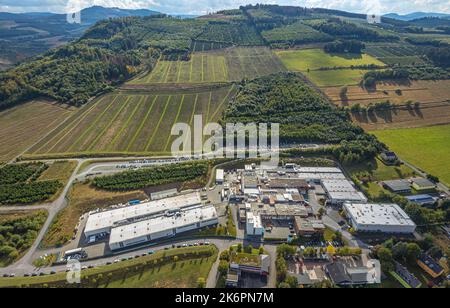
[0,6,161,71]
[0,6,160,25]
[384,12,450,21]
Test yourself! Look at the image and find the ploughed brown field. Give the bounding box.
[324,80,450,107]
[352,101,450,131]
[0,101,74,162]
[322,80,450,130]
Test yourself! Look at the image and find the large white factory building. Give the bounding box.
[343,203,416,234]
[84,193,218,250]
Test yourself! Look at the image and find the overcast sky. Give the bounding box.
[1,0,449,15]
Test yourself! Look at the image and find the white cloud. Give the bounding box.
[1,0,449,14]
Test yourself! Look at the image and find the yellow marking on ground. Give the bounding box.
[176,57,183,83]
[32,102,97,154]
[206,92,212,122]
[221,57,228,81]
[145,96,171,151]
[109,95,146,150]
[87,96,132,151]
[164,95,185,152]
[43,97,108,154]
[68,96,120,152]
[126,96,158,151]
[210,86,235,121]
[164,61,173,83]
[189,55,194,82]
[211,56,216,82]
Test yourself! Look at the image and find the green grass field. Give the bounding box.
[276,49,384,71]
[130,47,285,85]
[0,246,218,288]
[103,256,216,288]
[304,69,371,86]
[275,48,384,86]
[26,86,237,157]
[373,124,450,186]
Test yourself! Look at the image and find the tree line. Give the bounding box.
[92,162,209,191]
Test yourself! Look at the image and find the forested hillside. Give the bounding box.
[224,73,383,163]
[1,4,450,111]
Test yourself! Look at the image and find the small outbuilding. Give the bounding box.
[411,178,437,192]
[382,180,411,194]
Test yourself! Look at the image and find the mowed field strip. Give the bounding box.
[325,80,450,107]
[275,48,385,86]
[129,47,286,85]
[0,101,74,162]
[27,85,238,156]
[373,124,450,186]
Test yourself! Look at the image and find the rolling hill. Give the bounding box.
[0,6,160,70]
[384,12,450,21]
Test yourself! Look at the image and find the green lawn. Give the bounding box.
[373,125,450,186]
[102,255,216,288]
[0,246,217,288]
[275,49,384,71]
[304,69,371,86]
[345,158,416,182]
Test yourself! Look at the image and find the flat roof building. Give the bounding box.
[382,180,411,194]
[84,193,202,238]
[294,217,326,236]
[411,178,436,192]
[246,212,264,236]
[344,203,416,234]
[322,180,368,205]
[406,194,436,206]
[417,255,444,278]
[109,205,218,250]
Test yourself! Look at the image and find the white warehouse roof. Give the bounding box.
[328,191,368,203]
[322,179,357,192]
[84,193,202,236]
[295,167,342,174]
[344,203,416,232]
[109,205,218,246]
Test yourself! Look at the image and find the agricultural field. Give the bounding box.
[325,80,450,107]
[364,43,427,66]
[0,101,74,162]
[261,21,333,46]
[191,40,231,52]
[42,182,147,248]
[275,48,385,86]
[373,124,450,186]
[304,69,372,87]
[352,102,450,131]
[26,85,238,157]
[276,49,385,71]
[196,22,264,46]
[130,47,286,85]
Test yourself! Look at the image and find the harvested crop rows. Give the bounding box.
[364,43,426,65]
[352,102,450,131]
[130,47,286,85]
[0,101,74,162]
[196,22,264,46]
[27,85,238,157]
[325,80,450,107]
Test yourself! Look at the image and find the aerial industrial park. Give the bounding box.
[0,2,449,292]
[1,156,447,290]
